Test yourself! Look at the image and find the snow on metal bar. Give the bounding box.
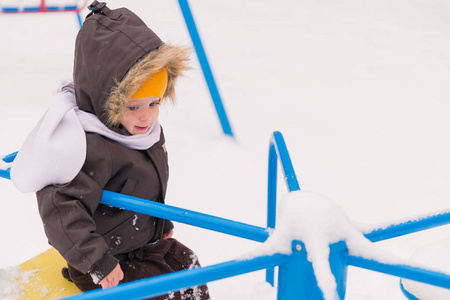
[364,210,450,243]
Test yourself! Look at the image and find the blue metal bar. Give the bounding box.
[1,6,80,13]
[266,143,277,286]
[76,12,82,28]
[23,7,40,12]
[0,153,268,242]
[266,131,300,285]
[270,132,300,192]
[365,210,450,243]
[61,253,292,300]
[348,255,450,290]
[1,8,20,12]
[101,191,269,243]
[266,131,300,231]
[0,169,10,180]
[47,6,62,11]
[0,152,16,180]
[278,241,316,299]
[266,141,278,286]
[2,151,17,163]
[400,279,421,300]
[267,143,278,230]
[177,0,234,137]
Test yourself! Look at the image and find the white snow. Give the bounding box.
[0,266,35,300]
[0,160,11,170]
[242,190,427,300]
[243,191,353,299]
[402,240,450,299]
[1,0,450,299]
[357,208,450,236]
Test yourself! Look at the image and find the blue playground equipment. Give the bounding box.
[400,279,421,300]
[0,0,87,28]
[0,0,234,137]
[178,0,234,137]
[2,131,450,299]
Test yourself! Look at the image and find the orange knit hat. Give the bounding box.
[131,68,168,101]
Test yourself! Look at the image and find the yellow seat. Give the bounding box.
[19,247,81,299]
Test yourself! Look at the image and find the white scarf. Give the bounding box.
[10,83,161,193]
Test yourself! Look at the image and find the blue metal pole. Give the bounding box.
[265,131,300,286]
[348,255,450,290]
[266,143,278,286]
[400,279,421,300]
[76,12,82,28]
[277,241,313,300]
[330,241,348,299]
[0,169,10,180]
[1,151,17,163]
[177,0,234,137]
[277,241,347,300]
[267,143,278,230]
[0,154,268,242]
[271,132,300,192]
[101,191,269,243]
[0,152,16,180]
[61,253,292,300]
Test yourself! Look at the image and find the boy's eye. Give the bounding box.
[128,106,139,111]
[149,101,160,107]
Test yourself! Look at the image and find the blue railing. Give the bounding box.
[3,131,450,299]
[101,190,269,243]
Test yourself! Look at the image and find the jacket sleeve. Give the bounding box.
[36,134,118,277]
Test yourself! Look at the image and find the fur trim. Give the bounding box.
[105,44,190,126]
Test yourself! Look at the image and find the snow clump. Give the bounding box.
[243,190,406,300]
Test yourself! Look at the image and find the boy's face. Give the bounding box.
[119,97,160,135]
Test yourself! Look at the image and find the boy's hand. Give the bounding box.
[100,264,124,289]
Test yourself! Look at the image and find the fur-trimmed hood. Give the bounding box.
[106,44,190,126]
[74,1,189,128]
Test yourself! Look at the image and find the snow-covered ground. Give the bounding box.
[1,0,450,299]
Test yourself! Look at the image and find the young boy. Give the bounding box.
[10,1,210,299]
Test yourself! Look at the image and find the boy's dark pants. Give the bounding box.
[68,238,210,300]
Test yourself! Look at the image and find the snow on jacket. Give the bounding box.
[36,1,189,280]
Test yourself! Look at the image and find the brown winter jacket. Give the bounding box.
[36,1,189,281]
[37,130,169,274]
